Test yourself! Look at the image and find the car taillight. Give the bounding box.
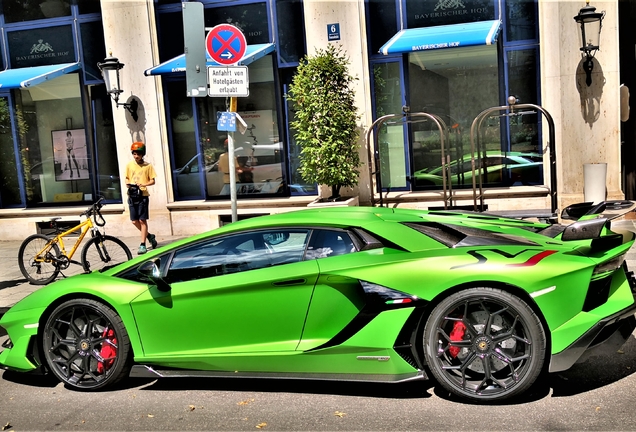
[592,254,626,279]
[359,280,418,305]
[1,337,12,349]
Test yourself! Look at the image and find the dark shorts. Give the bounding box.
[128,196,150,221]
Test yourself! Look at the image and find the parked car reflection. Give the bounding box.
[174,143,284,198]
[413,151,543,187]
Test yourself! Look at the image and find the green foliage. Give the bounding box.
[287,44,360,198]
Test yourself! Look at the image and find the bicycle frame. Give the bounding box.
[35,216,98,266]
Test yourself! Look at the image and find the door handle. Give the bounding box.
[273,278,306,286]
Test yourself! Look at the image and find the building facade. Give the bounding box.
[0,0,629,240]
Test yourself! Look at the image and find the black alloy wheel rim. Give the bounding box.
[44,304,120,389]
[432,297,533,397]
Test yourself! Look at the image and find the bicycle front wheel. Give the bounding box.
[81,235,133,273]
[18,234,61,285]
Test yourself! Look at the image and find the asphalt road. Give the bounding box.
[1,339,636,431]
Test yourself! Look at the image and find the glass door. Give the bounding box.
[372,61,408,191]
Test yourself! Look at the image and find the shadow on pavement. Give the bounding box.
[1,370,60,388]
[549,333,636,397]
[0,279,28,290]
[140,375,435,399]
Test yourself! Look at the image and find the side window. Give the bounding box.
[307,230,356,259]
[117,254,169,283]
[263,230,311,266]
[166,229,311,283]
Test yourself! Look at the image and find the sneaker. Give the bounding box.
[138,244,147,255]
[147,233,158,249]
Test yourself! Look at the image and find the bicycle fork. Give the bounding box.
[85,230,113,270]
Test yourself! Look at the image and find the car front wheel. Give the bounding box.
[42,299,131,390]
[423,287,546,402]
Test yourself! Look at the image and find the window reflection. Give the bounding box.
[172,55,286,200]
[4,0,71,23]
[0,97,21,206]
[408,46,500,189]
[167,229,311,283]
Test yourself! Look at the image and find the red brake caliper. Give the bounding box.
[97,328,117,373]
[448,320,466,357]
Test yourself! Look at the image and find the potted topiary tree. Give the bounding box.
[287,44,360,205]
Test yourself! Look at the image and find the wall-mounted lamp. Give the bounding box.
[573,1,605,86]
[97,55,138,122]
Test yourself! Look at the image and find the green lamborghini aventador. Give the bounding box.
[1,204,635,402]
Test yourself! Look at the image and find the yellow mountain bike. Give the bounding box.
[18,197,133,285]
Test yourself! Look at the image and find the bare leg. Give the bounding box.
[131,220,148,243]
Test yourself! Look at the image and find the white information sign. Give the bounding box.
[207,66,249,97]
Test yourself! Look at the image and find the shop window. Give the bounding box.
[0,97,22,207]
[78,0,101,15]
[80,21,107,82]
[407,45,501,189]
[505,0,537,42]
[15,73,93,206]
[158,10,184,63]
[168,80,200,199]
[169,55,285,200]
[204,2,269,45]
[372,62,407,190]
[91,86,122,202]
[506,49,542,185]
[3,0,71,23]
[406,0,494,28]
[279,69,317,197]
[276,0,305,65]
[367,0,398,55]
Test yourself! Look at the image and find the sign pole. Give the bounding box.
[227,134,238,222]
[207,24,248,224]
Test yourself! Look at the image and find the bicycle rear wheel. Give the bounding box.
[81,235,132,272]
[18,234,61,285]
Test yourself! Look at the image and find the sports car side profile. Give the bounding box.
[1,204,635,402]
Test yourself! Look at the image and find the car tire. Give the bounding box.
[42,298,132,390]
[422,287,546,402]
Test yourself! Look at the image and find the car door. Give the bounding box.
[297,229,366,351]
[130,228,318,357]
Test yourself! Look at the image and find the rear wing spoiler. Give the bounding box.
[561,200,636,221]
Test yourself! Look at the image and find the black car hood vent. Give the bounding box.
[403,222,540,248]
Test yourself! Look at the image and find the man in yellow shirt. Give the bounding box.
[125,142,158,254]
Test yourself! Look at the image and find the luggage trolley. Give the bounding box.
[469,95,558,221]
[366,108,452,208]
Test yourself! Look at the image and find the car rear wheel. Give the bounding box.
[42,299,131,390]
[423,287,546,402]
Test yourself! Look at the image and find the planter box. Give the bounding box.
[307,196,359,207]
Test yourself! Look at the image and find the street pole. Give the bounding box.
[227,133,238,222]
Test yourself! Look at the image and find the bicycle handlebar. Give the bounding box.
[81,197,106,227]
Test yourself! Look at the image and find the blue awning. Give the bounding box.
[0,62,81,89]
[379,20,501,55]
[144,43,275,76]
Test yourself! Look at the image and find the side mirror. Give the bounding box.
[137,260,171,292]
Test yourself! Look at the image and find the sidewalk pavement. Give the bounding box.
[0,234,183,312]
[2,219,636,311]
